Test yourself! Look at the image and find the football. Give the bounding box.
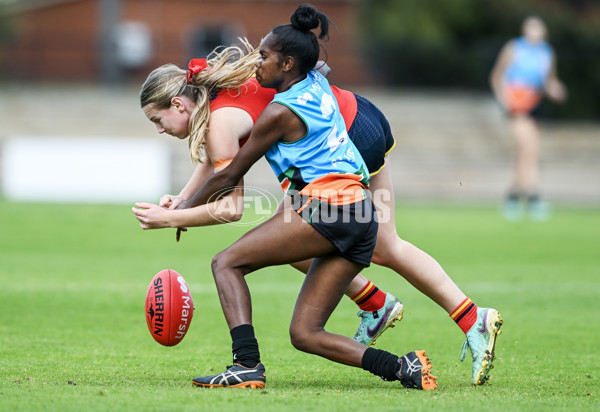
[145,269,194,346]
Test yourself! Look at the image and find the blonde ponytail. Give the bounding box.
[140,38,259,163]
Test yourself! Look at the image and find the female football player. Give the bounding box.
[490,16,566,221]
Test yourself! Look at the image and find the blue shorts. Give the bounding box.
[348,94,396,176]
[291,193,378,267]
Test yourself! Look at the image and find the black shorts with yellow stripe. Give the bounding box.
[348,94,396,177]
[291,193,378,267]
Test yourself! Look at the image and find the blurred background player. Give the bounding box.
[490,16,567,221]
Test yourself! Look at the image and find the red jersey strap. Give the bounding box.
[331,86,358,131]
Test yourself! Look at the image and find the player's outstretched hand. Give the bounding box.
[132,202,173,229]
[159,194,185,210]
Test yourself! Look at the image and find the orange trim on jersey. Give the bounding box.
[280,178,291,193]
[299,173,367,206]
[213,158,233,169]
[296,197,313,214]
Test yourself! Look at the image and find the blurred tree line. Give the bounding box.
[359,0,600,120]
[0,3,13,44]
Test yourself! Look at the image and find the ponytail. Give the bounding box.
[270,4,332,75]
[290,3,329,40]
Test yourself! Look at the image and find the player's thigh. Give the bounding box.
[369,157,399,241]
[291,255,365,330]
[218,208,336,271]
[274,195,293,214]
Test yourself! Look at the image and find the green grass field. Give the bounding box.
[1,199,598,411]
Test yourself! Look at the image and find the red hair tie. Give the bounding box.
[187,58,208,82]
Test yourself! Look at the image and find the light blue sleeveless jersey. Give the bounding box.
[505,37,552,90]
[265,70,369,194]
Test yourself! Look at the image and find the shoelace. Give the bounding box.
[354,311,366,330]
[459,331,484,362]
[352,310,373,339]
[459,340,469,362]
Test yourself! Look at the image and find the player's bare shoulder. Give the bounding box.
[262,101,306,142]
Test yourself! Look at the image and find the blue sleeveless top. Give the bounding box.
[504,37,552,90]
[265,71,369,202]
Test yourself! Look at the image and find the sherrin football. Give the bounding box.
[145,269,194,346]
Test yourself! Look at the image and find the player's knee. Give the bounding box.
[289,325,314,353]
[372,234,408,266]
[211,250,233,277]
[212,248,253,279]
[371,247,387,266]
[371,233,396,265]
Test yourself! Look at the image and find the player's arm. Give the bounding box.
[175,107,256,222]
[161,107,251,209]
[133,108,253,228]
[489,41,514,107]
[132,169,246,229]
[163,161,215,209]
[133,195,244,229]
[179,103,296,209]
[132,159,246,228]
[544,51,567,103]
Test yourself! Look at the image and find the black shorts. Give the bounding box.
[348,94,396,176]
[504,103,543,119]
[291,193,378,267]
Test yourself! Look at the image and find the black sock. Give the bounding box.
[527,193,540,203]
[361,347,400,381]
[230,324,261,368]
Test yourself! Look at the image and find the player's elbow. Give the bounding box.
[221,209,243,223]
[212,194,244,223]
[229,197,245,222]
[229,211,243,222]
